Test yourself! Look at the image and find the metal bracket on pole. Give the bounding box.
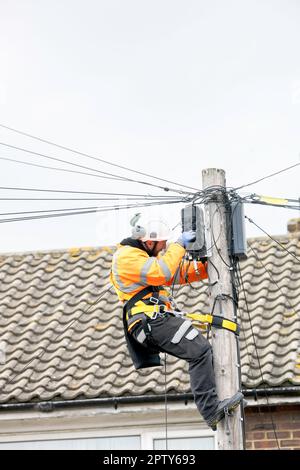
[224,407,231,436]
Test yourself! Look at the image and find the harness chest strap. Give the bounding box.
[130,304,164,316]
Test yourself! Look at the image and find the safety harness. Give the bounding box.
[123,287,240,370]
[125,289,240,337]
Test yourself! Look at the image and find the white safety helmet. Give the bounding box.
[131,214,171,241]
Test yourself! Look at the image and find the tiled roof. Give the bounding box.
[0,234,299,404]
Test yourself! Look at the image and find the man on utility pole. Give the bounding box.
[111,212,243,434]
[202,168,244,450]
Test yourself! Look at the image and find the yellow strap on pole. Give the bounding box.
[259,196,288,205]
[222,319,237,333]
[185,312,239,335]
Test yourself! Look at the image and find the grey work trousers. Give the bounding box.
[130,313,219,421]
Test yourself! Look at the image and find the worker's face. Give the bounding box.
[145,240,167,256]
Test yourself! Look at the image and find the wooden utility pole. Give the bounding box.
[202,168,243,450]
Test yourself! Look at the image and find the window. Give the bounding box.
[142,429,216,450]
[0,435,140,450]
[154,436,214,450]
[0,430,215,450]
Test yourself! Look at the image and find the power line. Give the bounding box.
[233,162,300,191]
[0,199,184,224]
[0,155,124,182]
[0,198,181,215]
[0,155,191,200]
[0,141,130,182]
[0,141,193,195]
[0,185,180,198]
[0,197,182,201]
[0,206,98,217]
[245,215,300,263]
[0,123,199,192]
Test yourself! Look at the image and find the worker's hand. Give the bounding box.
[177,230,196,248]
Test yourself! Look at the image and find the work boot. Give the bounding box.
[206,391,244,431]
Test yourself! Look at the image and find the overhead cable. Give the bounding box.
[0,197,182,201]
[0,206,104,217]
[233,162,300,191]
[0,123,199,192]
[0,156,124,182]
[0,142,129,181]
[0,142,193,195]
[0,199,184,224]
[0,185,180,198]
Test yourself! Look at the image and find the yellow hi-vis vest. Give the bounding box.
[110,241,208,304]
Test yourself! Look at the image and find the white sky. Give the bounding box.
[0,0,299,253]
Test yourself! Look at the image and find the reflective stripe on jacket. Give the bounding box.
[110,239,208,303]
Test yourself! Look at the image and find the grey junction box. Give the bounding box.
[230,201,247,260]
[181,204,207,259]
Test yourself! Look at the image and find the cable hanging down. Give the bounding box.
[247,243,297,315]
[236,261,280,449]
[245,215,300,263]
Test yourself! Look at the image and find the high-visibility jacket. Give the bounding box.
[110,237,208,305]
